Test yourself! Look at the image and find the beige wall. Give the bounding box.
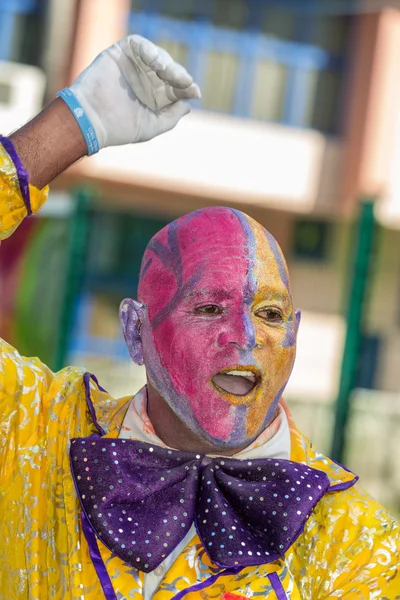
[289,222,350,315]
[289,222,400,394]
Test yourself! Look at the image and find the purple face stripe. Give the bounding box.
[263,231,297,349]
[282,309,301,349]
[265,231,290,292]
[262,383,287,430]
[228,209,257,297]
[229,403,248,446]
[146,219,206,330]
[229,209,258,349]
[139,257,152,281]
[152,268,204,330]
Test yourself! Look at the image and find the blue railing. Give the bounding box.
[0,0,38,62]
[129,11,344,130]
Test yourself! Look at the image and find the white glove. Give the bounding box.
[58,35,200,152]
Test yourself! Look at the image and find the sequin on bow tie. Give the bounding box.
[70,436,330,572]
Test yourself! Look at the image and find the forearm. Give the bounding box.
[10,97,87,190]
[0,34,198,241]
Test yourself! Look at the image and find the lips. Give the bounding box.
[211,368,260,396]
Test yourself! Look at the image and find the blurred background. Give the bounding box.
[1,0,400,514]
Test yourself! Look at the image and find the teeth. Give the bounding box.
[225,370,256,380]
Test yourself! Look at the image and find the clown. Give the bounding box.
[0,35,399,600]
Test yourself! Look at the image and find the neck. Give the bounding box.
[146,382,252,456]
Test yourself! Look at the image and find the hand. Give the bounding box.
[67,35,200,149]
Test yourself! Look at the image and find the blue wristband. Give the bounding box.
[57,88,100,155]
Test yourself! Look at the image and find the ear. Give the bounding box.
[120,298,146,366]
[294,310,301,334]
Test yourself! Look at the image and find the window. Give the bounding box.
[129,1,351,133]
[356,334,381,390]
[0,1,43,66]
[293,219,331,261]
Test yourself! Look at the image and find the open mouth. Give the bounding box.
[211,367,260,396]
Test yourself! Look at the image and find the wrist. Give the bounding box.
[57,88,101,155]
[10,97,88,189]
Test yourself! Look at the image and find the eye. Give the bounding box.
[255,308,283,324]
[194,304,224,316]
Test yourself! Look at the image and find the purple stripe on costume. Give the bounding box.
[268,572,288,600]
[0,135,32,215]
[328,459,359,491]
[69,449,118,600]
[83,372,107,436]
[329,477,359,492]
[171,567,242,600]
[81,512,118,600]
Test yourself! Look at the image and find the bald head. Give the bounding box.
[138,207,292,315]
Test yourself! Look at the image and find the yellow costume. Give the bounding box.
[0,140,399,599]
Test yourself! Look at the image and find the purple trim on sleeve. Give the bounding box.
[171,567,242,600]
[328,459,359,492]
[70,448,124,596]
[0,135,31,215]
[83,372,107,436]
[268,572,288,600]
[81,512,118,600]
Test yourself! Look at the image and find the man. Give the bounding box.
[0,35,398,600]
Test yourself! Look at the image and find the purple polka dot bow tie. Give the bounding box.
[70,436,330,573]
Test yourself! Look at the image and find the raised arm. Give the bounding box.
[0,34,200,430]
[0,34,200,240]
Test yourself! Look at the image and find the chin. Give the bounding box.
[189,416,261,454]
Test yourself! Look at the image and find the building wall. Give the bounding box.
[290,221,350,315]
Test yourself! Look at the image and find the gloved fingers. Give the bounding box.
[155,100,191,135]
[167,82,201,101]
[153,49,194,89]
[127,34,160,69]
[128,35,194,89]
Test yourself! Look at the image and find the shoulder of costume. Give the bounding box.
[83,372,131,437]
[280,400,358,492]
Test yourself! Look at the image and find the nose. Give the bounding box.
[217,309,257,350]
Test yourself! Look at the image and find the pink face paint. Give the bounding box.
[134,207,298,449]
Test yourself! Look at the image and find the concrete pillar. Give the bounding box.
[342,9,400,214]
[42,0,79,98]
[69,0,130,82]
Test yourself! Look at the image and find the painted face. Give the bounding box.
[122,207,300,449]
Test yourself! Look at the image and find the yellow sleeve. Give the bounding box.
[315,485,400,598]
[0,336,89,482]
[0,139,48,240]
[0,336,54,480]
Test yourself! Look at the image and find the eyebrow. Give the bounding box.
[256,287,292,306]
[184,289,234,301]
